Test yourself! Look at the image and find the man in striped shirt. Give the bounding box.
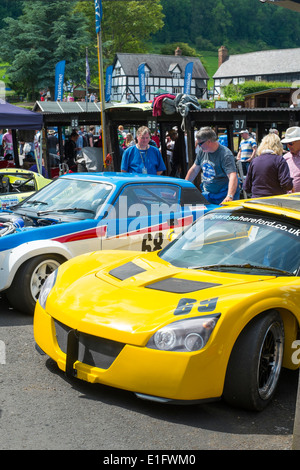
[237,129,257,175]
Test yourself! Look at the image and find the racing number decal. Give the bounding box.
[174,297,218,315]
[142,232,163,252]
[198,297,218,312]
[173,298,196,315]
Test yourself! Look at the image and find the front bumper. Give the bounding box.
[34,302,226,402]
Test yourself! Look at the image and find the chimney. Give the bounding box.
[175,46,182,56]
[218,46,228,67]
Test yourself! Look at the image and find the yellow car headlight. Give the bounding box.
[38,269,58,309]
[147,315,220,352]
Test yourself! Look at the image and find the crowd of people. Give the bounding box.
[2,119,300,206]
[39,88,98,103]
[116,123,300,206]
[0,128,41,169]
[0,125,102,177]
[46,125,103,172]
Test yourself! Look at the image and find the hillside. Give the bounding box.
[154,0,300,54]
[149,0,300,87]
[1,0,300,98]
[3,0,300,56]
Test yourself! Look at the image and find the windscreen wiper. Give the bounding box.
[189,263,293,276]
[22,200,48,206]
[37,207,95,216]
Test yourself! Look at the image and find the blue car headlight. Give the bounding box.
[146,315,220,352]
[38,269,58,310]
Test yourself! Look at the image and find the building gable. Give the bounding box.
[110,52,209,102]
[214,48,300,79]
[213,47,300,97]
[114,53,208,80]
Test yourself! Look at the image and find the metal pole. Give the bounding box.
[86,47,89,113]
[97,31,107,168]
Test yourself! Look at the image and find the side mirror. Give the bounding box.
[167,229,178,242]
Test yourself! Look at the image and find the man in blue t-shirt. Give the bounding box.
[185,127,239,205]
[121,126,166,175]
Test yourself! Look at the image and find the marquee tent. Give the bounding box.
[0,99,43,129]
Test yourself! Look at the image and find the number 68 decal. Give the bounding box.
[142,232,163,251]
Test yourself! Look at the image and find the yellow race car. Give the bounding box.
[34,193,300,411]
[0,168,51,209]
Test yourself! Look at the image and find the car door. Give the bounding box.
[102,183,185,252]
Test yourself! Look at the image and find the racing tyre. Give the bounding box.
[6,254,64,315]
[223,310,284,411]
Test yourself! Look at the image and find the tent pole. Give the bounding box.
[12,129,20,168]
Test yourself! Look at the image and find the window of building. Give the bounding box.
[172,72,181,79]
[172,86,182,94]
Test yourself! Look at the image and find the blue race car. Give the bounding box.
[0,173,217,314]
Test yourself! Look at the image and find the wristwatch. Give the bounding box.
[227,194,233,199]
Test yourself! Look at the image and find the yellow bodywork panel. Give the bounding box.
[34,248,300,402]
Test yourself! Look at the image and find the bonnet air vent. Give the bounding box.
[145,278,221,294]
[109,262,146,280]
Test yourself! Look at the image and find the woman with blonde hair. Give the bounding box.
[243,133,293,198]
[124,133,135,148]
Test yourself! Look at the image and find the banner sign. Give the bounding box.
[54,60,66,101]
[183,62,194,95]
[105,65,113,102]
[138,63,146,103]
[94,0,103,34]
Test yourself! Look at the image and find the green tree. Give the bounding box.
[224,80,292,102]
[155,0,300,52]
[209,0,232,46]
[103,0,164,58]
[160,42,198,56]
[75,0,164,65]
[0,0,22,25]
[0,0,90,99]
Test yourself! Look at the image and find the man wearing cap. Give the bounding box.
[237,129,257,175]
[185,126,239,205]
[282,126,300,192]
